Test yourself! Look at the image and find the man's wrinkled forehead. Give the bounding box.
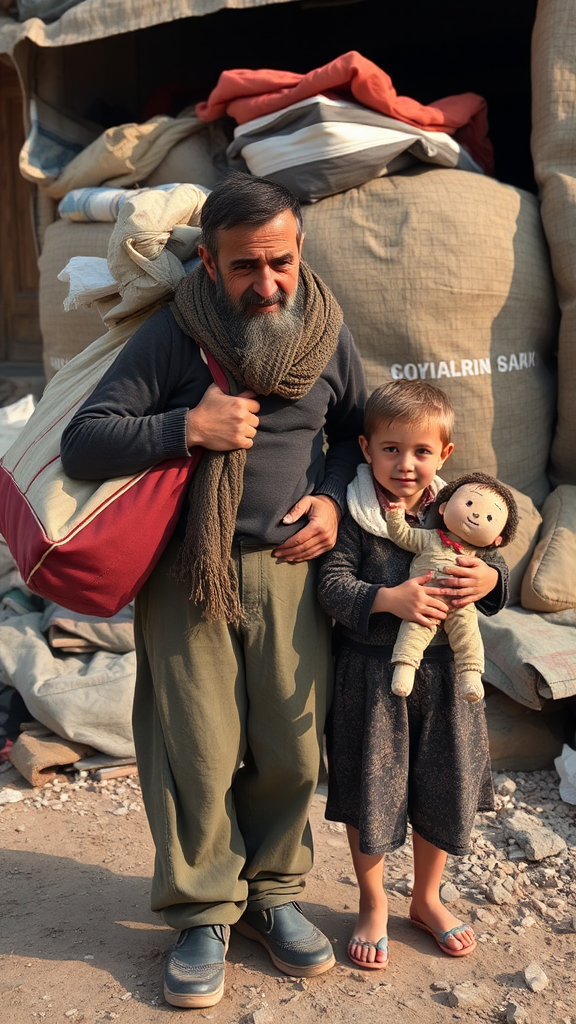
[212,212,302,259]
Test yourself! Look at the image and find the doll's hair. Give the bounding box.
[364,380,454,447]
[435,472,519,547]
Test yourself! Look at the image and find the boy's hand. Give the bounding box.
[371,574,449,626]
[386,500,405,513]
[440,556,499,607]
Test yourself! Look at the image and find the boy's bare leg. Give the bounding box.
[345,825,389,965]
[410,831,475,951]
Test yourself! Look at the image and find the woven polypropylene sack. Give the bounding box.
[532,0,576,487]
[303,167,558,506]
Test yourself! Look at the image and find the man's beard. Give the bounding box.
[214,274,305,351]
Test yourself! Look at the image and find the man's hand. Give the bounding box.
[371,574,449,625]
[186,384,260,451]
[272,494,342,563]
[440,556,499,608]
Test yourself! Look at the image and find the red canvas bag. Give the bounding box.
[0,335,226,617]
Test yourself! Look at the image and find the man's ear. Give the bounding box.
[438,501,446,515]
[198,244,218,284]
[298,231,306,255]
[493,535,503,547]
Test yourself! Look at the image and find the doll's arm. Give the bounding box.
[386,505,430,555]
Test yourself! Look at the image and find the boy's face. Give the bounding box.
[359,419,453,512]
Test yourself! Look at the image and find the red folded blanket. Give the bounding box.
[196,50,493,174]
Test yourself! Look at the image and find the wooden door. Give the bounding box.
[0,60,42,363]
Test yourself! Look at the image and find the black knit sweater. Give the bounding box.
[61,306,367,546]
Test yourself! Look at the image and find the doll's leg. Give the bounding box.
[442,607,484,703]
[391,620,437,697]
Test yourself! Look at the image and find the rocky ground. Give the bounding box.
[1,764,575,1024]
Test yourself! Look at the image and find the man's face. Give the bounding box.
[198,210,303,315]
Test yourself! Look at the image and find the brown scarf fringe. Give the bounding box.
[172,261,343,624]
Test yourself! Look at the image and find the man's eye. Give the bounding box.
[466,500,473,507]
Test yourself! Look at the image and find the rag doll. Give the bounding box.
[386,472,518,703]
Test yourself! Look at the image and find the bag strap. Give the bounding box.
[199,347,230,395]
[169,300,230,395]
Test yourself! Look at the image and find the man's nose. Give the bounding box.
[252,265,278,298]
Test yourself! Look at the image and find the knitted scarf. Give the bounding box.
[172,259,343,625]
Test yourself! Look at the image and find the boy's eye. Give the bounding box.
[466,500,473,507]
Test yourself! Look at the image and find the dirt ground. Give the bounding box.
[1,767,575,1024]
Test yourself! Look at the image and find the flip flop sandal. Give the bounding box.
[410,915,476,958]
[347,935,389,969]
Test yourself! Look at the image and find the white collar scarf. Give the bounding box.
[346,463,446,539]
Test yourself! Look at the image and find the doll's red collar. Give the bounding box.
[437,529,464,554]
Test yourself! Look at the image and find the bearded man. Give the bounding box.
[61,173,366,1008]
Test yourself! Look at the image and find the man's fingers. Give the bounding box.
[282,498,310,524]
[237,389,261,414]
[274,523,315,559]
[273,525,331,562]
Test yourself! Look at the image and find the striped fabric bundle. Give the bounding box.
[58,182,209,222]
[227,95,482,202]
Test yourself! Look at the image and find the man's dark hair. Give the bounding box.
[435,472,519,547]
[200,171,304,255]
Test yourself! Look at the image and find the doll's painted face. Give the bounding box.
[439,483,508,547]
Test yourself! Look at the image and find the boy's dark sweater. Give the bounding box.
[61,306,367,547]
[317,510,509,647]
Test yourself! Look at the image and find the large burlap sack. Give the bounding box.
[532,0,576,487]
[303,167,558,506]
[38,220,113,380]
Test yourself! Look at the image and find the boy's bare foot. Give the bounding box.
[348,899,389,968]
[408,898,475,955]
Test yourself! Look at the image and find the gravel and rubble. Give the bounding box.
[1,765,575,1024]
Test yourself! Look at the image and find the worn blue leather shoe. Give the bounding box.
[234,901,335,977]
[163,924,229,1008]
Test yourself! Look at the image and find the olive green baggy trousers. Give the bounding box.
[133,536,333,930]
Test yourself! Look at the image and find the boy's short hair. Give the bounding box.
[364,380,454,447]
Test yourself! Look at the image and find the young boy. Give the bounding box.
[317,380,509,969]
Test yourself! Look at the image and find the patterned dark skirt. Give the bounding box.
[325,638,494,857]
